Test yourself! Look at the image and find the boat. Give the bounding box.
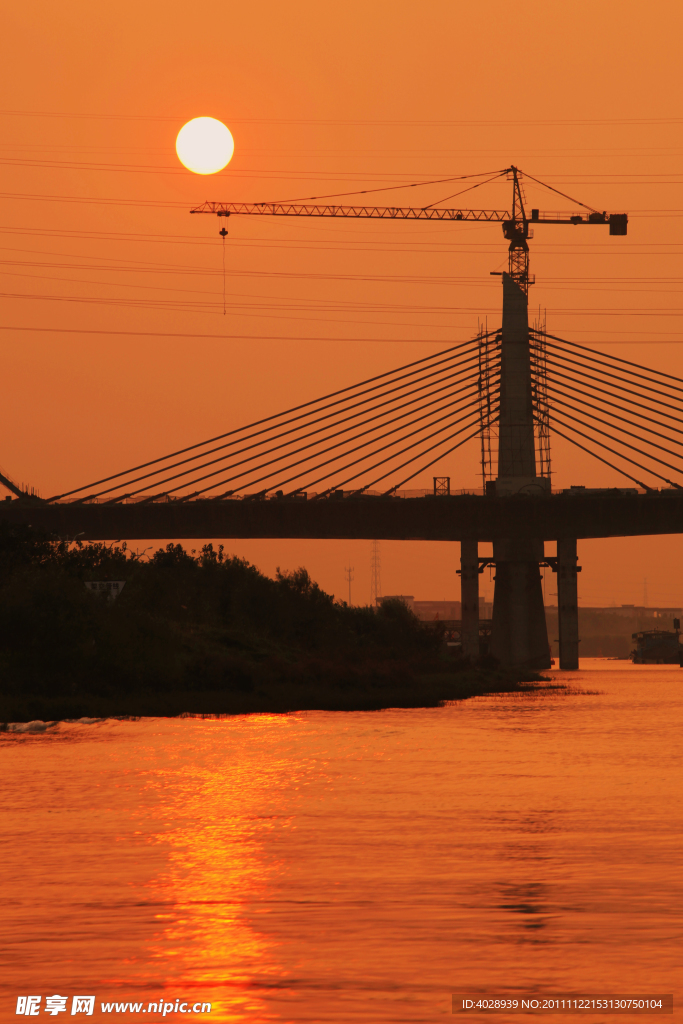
[630,619,682,664]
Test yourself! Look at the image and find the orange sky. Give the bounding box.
[1,0,683,606]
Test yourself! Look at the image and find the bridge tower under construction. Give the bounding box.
[461,275,582,672]
[459,168,592,671]
[460,273,555,670]
[490,272,552,670]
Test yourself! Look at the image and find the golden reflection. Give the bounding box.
[138,716,302,1023]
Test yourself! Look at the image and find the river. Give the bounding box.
[1,660,680,1022]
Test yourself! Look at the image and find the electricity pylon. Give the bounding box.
[370,540,381,607]
[345,563,355,607]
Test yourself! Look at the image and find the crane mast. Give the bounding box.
[503,166,532,292]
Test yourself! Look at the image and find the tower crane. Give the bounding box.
[190,166,627,294]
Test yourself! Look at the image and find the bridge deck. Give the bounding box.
[2,491,683,542]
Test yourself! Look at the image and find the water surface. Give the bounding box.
[1,661,680,1022]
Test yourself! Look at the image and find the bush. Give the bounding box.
[0,526,540,721]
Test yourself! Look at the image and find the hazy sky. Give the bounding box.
[1,0,682,605]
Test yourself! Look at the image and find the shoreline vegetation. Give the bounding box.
[0,525,553,724]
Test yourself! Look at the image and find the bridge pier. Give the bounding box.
[489,272,551,670]
[490,538,550,670]
[557,538,580,669]
[459,539,480,660]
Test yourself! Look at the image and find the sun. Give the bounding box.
[176,117,234,175]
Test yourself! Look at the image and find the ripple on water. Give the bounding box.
[0,660,680,1022]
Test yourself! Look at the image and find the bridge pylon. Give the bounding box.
[489,273,552,670]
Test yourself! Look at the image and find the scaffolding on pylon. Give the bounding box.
[478,322,498,490]
[531,309,552,482]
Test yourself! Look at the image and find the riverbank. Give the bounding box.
[0,670,551,723]
[0,525,548,722]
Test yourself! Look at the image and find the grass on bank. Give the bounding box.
[0,524,547,722]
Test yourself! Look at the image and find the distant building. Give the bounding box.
[380,595,415,612]
[545,605,683,658]
[545,604,682,619]
[378,595,681,656]
[378,596,493,620]
[413,600,461,621]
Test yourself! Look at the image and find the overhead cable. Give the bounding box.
[536,332,683,396]
[533,416,648,490]
[545,409,682,489]
[83,351,492,501]
[49,332,496,501]
[533,350,683,421]
[300,409,487,499]
[536,330,683,388]
[125,379,491,502]
[184,392,486,500]
[531,372,683,444]
[529,353,683,431]
[539,391,683,469]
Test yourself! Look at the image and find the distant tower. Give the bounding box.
[370,540,382,607]
[344,563,355,607]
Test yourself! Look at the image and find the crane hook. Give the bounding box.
[219,227,228,314]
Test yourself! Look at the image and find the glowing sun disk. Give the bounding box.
[176,117,234,175]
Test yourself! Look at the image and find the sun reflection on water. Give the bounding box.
[136,717,304,1022]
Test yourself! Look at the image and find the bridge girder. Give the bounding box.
[2,492,683,544]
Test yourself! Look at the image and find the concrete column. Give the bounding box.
[490,537,551,671]
[497,273,536,480]
[490,273,551,670]
[557,538,580,669]
[460,539,480,661]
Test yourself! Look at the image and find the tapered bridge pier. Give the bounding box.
[460,274,578,671]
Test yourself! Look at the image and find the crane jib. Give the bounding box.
[190,202,627,232]
[190,202,511,221]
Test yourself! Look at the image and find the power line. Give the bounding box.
[4,323,683,344]
[3,109,683,126]
[0,325,467,344]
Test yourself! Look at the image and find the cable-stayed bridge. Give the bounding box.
[4,272,683,673]
[3,169,683,671]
